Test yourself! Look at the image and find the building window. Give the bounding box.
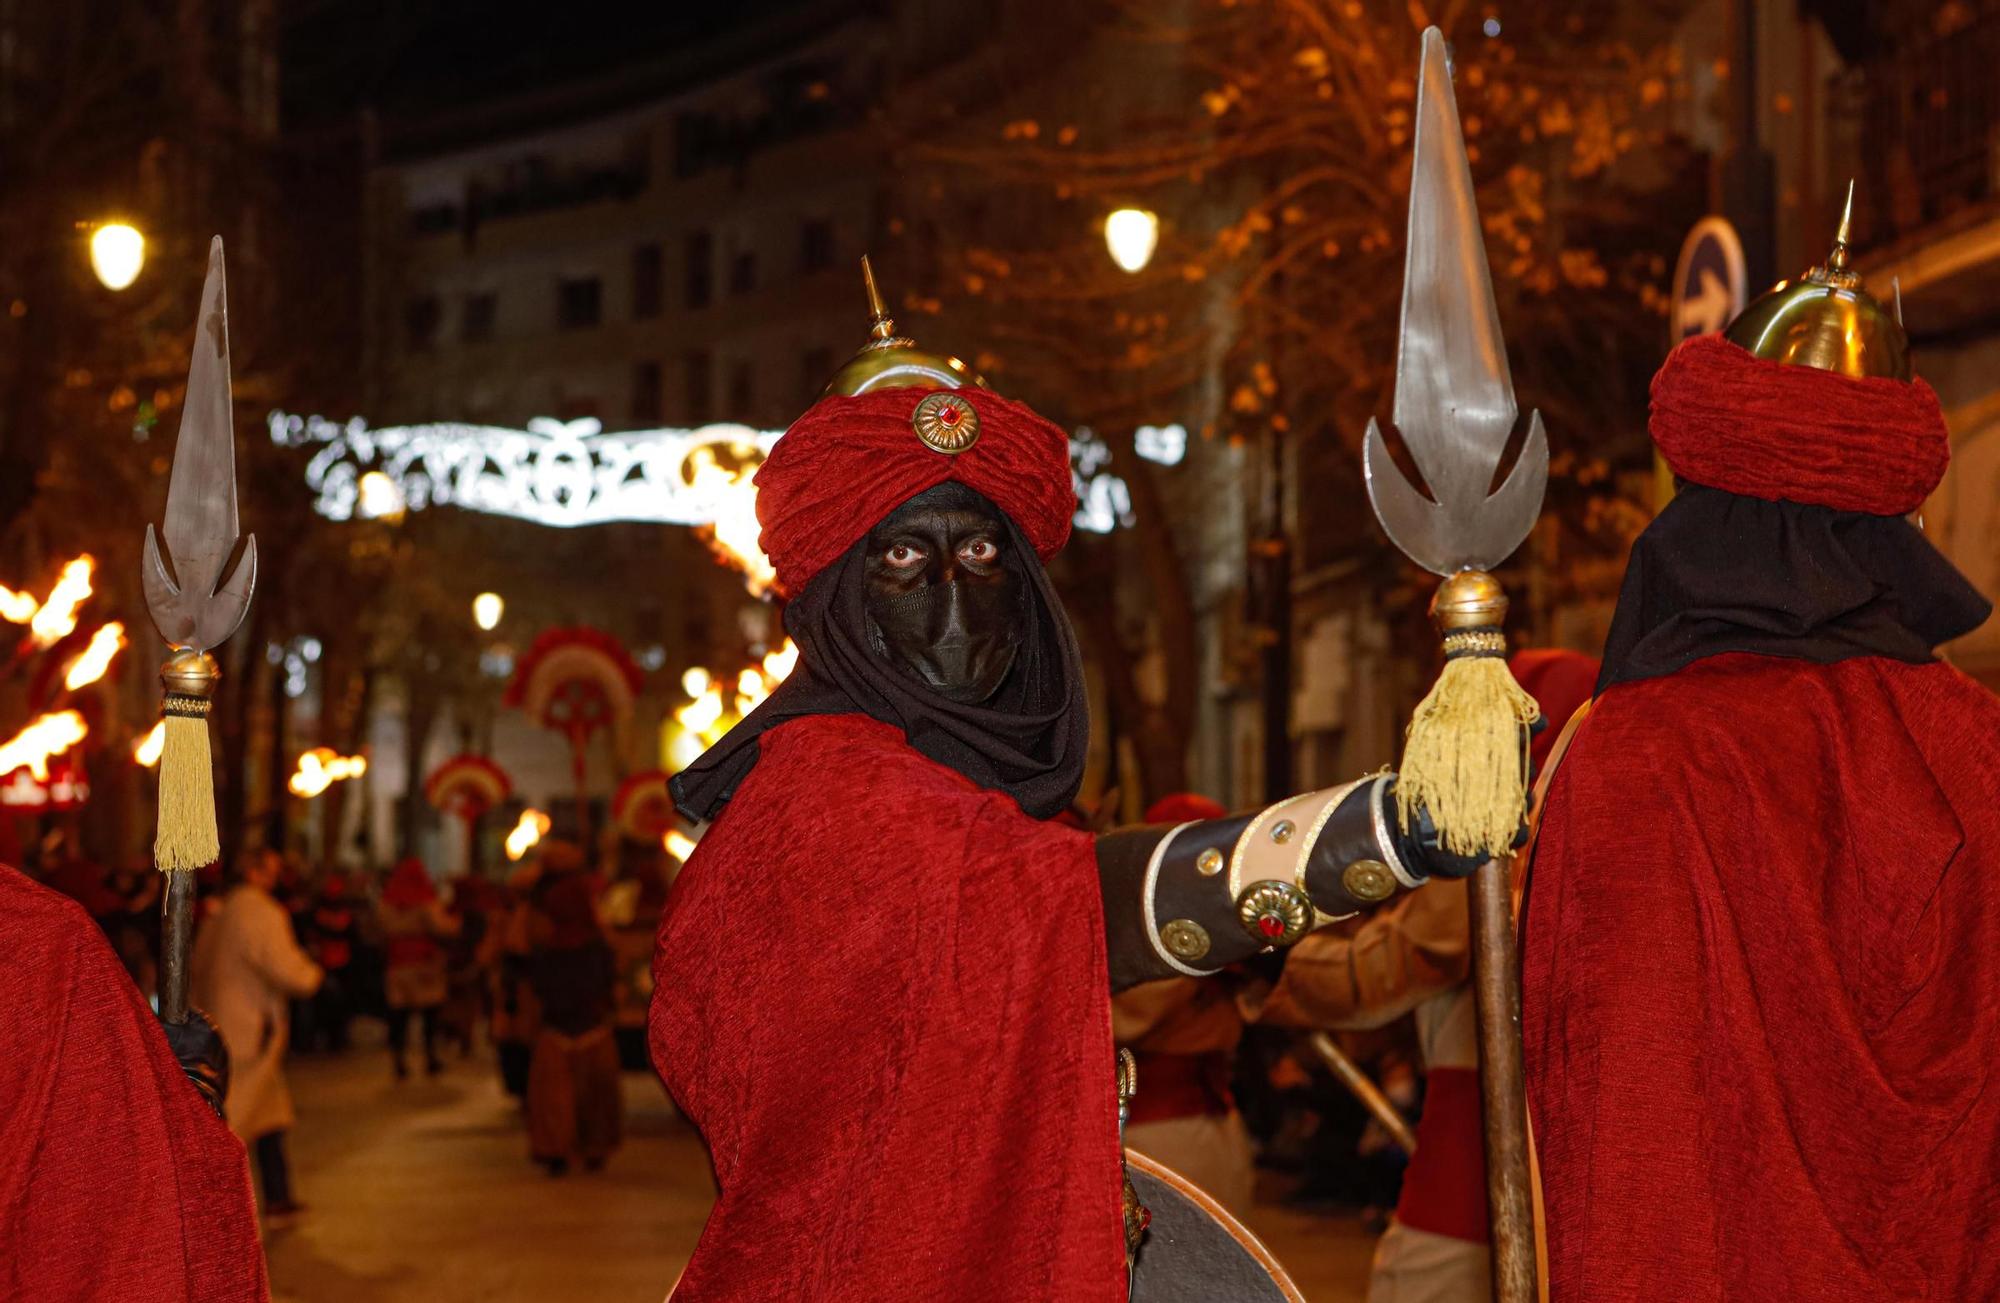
[556,276,602,330]
[730,249,757,295]
[632,243,663,319]
[685,230,713,308]
[405,295,441,350]
[799,346,832,404]
[727,360,753,418]
[800,218,834,274]
[632,361,663,425]
[461,292,496,343]
[684,350,713,425]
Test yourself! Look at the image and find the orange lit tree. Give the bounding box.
[894,1,1698,799]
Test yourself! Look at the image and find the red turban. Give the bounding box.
[1649,334,1949,516]
[1508,649,1600,772]
[1143,792,1228,824]
[754,386,1076,597]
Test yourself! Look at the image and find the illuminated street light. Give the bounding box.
[89,223,146,291]
[356,470,407,522]
[473,592,505,631]
[1104,208,1159,273]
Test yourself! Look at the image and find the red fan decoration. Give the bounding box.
[612,769,675,841]
[424,753,513,872]
[505,627,643,841]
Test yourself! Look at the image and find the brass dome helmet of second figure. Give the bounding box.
[1723,182,1911,381]
[820,256,988,397]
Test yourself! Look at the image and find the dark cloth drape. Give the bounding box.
[1597,484,1990,693]
[672,484,1088,824]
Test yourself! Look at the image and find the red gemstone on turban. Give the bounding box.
[754,386,1077,597]
[1648,334,1950,516]
[1258,914,1285,939]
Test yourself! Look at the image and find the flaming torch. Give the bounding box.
[62,621,127,691]
[133,721,165,768]
[0,710,88,780]
[288,747,367,799]
[29,556,96,649]
[683,443,776,597]
[505,809,551,861]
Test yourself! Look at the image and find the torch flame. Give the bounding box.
[29,556,95,649]
[288,747,368,798]
[0,585,35,623]
[506,808,552,861]
[685,445,776,597]
[63,621,127,691]
[663,829,699,862]
[133,721,165,767]
[0,710,87,780]
[667,640,799,772]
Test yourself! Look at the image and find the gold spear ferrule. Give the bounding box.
[1430,569,1509,632]
[160,648,222,701]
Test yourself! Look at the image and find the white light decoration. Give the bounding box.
[271,411,1187,537]
[473,592,504,631]
[1105,208,1160,273]
[90,223,146,290]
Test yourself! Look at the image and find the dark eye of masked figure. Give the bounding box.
[863,494,1024,704]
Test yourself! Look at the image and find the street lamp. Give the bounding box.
[1104,208,1159,273]
[89,223,146,290]
[472,592,504,631]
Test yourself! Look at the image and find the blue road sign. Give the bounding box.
[1671,217,1747,343]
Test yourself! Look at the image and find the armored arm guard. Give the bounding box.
[1098,775,1476,992]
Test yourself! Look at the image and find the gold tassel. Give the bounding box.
[1395,573,1542,860]
[155,652,221,872]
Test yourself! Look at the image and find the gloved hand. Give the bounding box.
[161,1010,230,1120]
[1384,778,1528,880]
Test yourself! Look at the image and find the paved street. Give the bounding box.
[266,1035,1375,1301]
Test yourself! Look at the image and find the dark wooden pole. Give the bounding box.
[158,869,195,1022]
[1469,854,1537,1301]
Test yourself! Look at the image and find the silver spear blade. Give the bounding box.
[1363,26,1546,576]
[143,236,257,651]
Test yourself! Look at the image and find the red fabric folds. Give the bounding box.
[754,386,1076,596]
[0,866,268,1301]
[1649,334,1949,515]
[651,713,1125,1301]
[1523,653,2000,1300]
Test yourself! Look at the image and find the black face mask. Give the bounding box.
[863,501,1024,704]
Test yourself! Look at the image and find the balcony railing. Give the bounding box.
[1837,9,2000,250]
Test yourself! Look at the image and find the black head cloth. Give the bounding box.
[670,482,1089,824]
[1596,483,1991,694]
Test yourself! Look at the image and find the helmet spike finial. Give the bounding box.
[1828,179,1855,273]
[817,256,988,397]
[860,256,895,341]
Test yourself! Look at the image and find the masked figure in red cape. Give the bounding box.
[0,864,268,1300]
[654,267,1492,1302]
[1522,206,2000,1300]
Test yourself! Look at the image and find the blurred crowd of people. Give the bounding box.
[15,826,677,1223]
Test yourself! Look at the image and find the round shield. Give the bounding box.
[1126,1150,1306,1302]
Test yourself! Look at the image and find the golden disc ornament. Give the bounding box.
[911,391,980,454]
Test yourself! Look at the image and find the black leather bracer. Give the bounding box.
[1097,775,1438,991]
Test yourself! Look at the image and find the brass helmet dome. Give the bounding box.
[820,256,987,396]
[1722,182,1910,381]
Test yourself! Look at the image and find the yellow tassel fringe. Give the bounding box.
[155,705,219,872]
[1395,654,1541,859]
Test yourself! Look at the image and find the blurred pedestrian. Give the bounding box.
[191,847,324,1221]
[302,869,361,1052]
[378,857,460,1079]
[601,845,669,1070]
[526,870,621,1175]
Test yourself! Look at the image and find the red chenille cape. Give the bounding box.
[0,865,268,1300]
[1523,654,2000,1300]
[651,713,1125,1301]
